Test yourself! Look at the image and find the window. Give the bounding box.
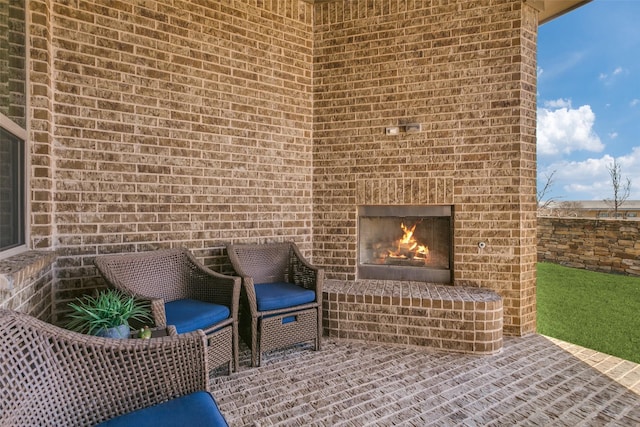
[0,127,25,251]
[1,0,27,255]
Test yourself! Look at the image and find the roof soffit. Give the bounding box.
[306,0,591,25]
[533,0,592,24]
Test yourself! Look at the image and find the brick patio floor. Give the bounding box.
[210,335,640,426]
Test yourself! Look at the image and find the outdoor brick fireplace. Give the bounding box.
[10,0,538,340]
[323,182,505,355]
[313,1,539,338]
[358,205,452,283]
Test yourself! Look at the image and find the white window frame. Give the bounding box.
[0,112,28,260]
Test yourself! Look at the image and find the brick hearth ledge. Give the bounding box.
[322,280,503,355]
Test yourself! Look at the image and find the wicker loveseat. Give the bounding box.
[0,309,228,427]
[94,248,241,373]
[226,241,324,367]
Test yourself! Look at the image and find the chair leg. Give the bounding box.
[252,317,259,367]
[317,308,322,351]
[232,323,239,372]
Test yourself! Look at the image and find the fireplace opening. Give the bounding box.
[358,205,452,283]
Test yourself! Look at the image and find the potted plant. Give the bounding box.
[66,289,152,339]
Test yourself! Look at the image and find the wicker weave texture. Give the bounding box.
[226,243,291,284]
[226,241,324,367]
[207,326,233,370]
[94,248,241,372]
[94,248,238,309]
[0,309,209,427]
[261,309,317,353]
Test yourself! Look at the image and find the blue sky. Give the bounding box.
[537,0,640,201]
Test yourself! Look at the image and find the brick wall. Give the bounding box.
[538,217,640,276]
[27,0,314,323]
[0,0,27,127]
[312,0,539,335]
[15,0,539,335]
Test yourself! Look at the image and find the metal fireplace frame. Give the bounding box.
[357,205,453,283]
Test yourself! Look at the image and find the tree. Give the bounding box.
[604,159,631,216]
[537,170,558,214]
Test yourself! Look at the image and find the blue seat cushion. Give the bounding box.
[164,299,230,334]
[255,281,316,312]
[96,391,228,427]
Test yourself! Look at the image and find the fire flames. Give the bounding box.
[387,222,430,260]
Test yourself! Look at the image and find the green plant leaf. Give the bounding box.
[66,290,152,336]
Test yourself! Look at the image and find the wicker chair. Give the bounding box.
[0,309,228,427]
[94,248,241,373]
[226,241,324,367]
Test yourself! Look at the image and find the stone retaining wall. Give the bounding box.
[537,217,640,276]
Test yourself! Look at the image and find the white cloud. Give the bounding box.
[537,104,604,156]
[543,98,572,109]
[542,149,640,200]
[599,66,628,85]
[608,132,618,139]
[630,99,640,107]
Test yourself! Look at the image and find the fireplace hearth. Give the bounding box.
[358,205,452,283]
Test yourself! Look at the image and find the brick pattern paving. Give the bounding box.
[211,336,640,426]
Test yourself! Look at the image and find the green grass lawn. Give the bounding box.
[537,262,640,364]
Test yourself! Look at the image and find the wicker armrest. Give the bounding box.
[289,243,320,273]
[289,244,324,295]
[149,297,167,327]
[1,309,209,427]
[238,275,259,315]
[183,251,241,308]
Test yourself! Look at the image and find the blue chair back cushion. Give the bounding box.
[255,282,316,312]
[95,391,228,427]
[164,299,230,334]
